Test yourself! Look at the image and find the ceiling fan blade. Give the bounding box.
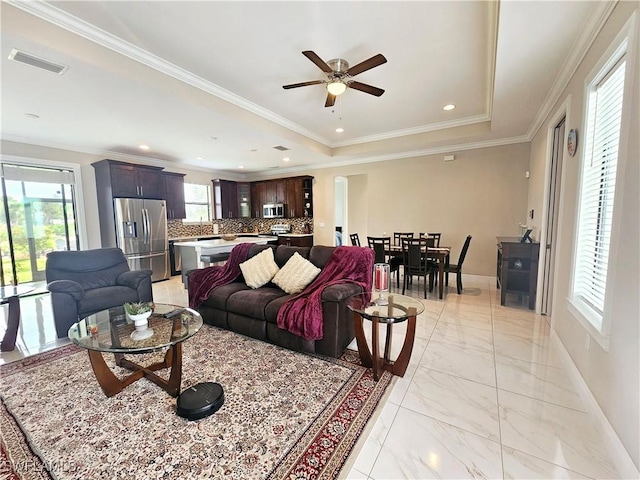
[346,54,387,77]
[283,80,325,89]
[349,81,385,97]
[302,50,333,73]
[325,93,336,108]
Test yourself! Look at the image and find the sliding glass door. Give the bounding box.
[0,162,79,286]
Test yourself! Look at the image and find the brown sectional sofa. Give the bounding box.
[189,244,366,358]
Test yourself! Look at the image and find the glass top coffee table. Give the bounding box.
[68,303,203,397]
[347,293,424,381]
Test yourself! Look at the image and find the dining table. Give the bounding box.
[387,245,451,299]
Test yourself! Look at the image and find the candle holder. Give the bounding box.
[373,263,390,306]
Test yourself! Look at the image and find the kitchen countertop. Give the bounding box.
[169,232,265,241]
[173,236,278,248]
[277,233,314,237]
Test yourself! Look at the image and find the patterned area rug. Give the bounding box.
[0,326,391,479]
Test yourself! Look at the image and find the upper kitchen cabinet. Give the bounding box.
[248,176,314,219]
[212,179,238,219]
[251,182,266,218]
[237,182,251,218]
[264,179,286,204]
[163,172,186,219]
[285,178,303,218]
[93,160,165,199]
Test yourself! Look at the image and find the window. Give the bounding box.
[0,162,80,285]
[183,183,211,223]
[571,45,627,336]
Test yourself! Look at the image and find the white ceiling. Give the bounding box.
[1,1,607,176]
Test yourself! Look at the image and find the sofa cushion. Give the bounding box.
[201,282,250,309]
[239,248,280,288]
[226,287,288,320]
[264,294,294,324]
[247,244,274,260]
[308,245,337,269]
[272,252,321,294]
[273,246,311,267]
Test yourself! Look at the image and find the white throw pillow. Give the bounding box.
[272,252,321,295]
[240,248,280,289]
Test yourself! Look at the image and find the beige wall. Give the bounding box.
[297,143,531,276]
[527,2,639,471]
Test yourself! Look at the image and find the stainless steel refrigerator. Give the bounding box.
[113,198,169,282]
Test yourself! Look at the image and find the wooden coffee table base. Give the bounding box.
[87,343,183,397]
[353,307,417,381]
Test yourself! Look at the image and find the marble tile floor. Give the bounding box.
[0,276,620,479]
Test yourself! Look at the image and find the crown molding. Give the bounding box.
[247,134,531,180]
[9,0,505,152]
[330,114,490,147]
[6,0,330,147]
[526,0,618,139]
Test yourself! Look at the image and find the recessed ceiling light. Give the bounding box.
[196,156,204,161]
[24,113,40,119]
[335,127,344,133]
[238,165,245,169]
[282,157,290,162]
[139,144,150,150]
[443,104,456,111]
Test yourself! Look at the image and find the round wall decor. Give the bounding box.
[567,129,578,156]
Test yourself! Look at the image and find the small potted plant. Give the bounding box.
[124,302,154,340]
[124,302,152,319]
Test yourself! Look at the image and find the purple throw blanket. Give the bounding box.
[188,242,253,308]
[277,246,374,341]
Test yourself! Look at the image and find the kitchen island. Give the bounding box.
[174,236,278,285]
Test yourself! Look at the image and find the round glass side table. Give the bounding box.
[346,292,425,381]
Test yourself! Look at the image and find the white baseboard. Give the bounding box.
[550,330,640,479]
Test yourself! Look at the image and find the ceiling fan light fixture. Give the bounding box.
[327,81,347,96]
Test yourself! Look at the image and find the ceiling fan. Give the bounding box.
[283,50,387,107]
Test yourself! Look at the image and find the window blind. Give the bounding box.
[574,56,626,321]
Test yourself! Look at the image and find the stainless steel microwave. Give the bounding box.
[263,203,285,218]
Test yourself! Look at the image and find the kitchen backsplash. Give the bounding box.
[168,217,314,238]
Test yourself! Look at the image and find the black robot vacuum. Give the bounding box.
[176,382,224,421]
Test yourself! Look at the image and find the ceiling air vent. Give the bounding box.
[8,49,68,75]
[273,145,290,151]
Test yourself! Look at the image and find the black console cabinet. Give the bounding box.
[497,237,540,310]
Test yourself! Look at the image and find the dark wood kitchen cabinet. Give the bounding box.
[251,182,266,218]
[278,235,313,247]
[248,176,314,219]
[237,182,251,218]
[94,160,165,199]
[163,172,186,219]
[212,179,238,219]
[264,180,286,204]
[285,178,303,218]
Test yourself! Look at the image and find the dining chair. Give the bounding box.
[444,235,472,294]
[367,236,401,288]
[393,232,414,247]
[419,232,441,247]
[350,233,361,246]
[401,238,435,298]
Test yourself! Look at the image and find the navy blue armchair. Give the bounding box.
[46,248,153,338]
